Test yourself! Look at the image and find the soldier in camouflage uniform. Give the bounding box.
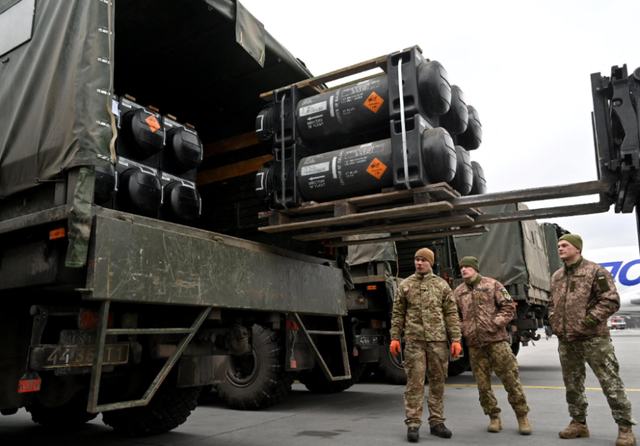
[390,248,462,443]
[453,256,531,435]
[550,234,636,446]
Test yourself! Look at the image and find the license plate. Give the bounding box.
[40,344,129,368]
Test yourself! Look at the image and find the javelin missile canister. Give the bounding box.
[295,127,457,202]
[256,60,464,151]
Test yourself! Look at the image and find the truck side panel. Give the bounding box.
[86,213,346,315]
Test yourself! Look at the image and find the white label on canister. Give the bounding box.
[299,101,327,117]
[256,172,265,191]
[329,95,335,117]
[301,162,330,176]
[332,157,337,179]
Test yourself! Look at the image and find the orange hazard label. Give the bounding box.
[364,92,384,113]
[145,115,161,132]
[366,157,387,179]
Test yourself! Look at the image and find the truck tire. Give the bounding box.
[376,341,407,385]
[215,324,293,410]
[26,392,97,428]
[298,359,366,393]
[101,386,200,437]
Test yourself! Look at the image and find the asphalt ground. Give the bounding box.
[1,331,639,446]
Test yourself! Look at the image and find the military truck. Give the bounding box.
[2,0,639,434]
[0,0,353,436]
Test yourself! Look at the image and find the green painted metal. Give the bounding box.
[86,213,346,316]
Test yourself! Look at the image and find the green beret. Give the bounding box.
[559,234,583,251]
[459,256,479,271]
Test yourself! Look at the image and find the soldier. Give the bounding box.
[549,234,636,446]
[390,247,462,443]
[453,256,532,435]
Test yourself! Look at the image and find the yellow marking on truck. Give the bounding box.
[445,384,640,391]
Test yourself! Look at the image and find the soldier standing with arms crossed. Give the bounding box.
[453,256,532,435]
[390,248,462,443]
[550,234,636,446]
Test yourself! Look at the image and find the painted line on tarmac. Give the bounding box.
[446,384,640,392]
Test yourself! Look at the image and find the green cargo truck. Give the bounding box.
[0,0,352,436]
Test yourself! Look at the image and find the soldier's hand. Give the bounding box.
[390,340,401,356]
[451,342,462,358]
[585,314,598,327]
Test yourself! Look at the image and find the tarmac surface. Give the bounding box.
[1,330,639,446]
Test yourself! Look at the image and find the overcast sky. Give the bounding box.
[241,0,640,252]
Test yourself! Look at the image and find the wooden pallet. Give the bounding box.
[258,183,485,245]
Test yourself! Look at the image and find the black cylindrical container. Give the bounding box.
[162,182,201,222]
[165,127,203,171]
[297,139,394,202]
[295,76,391,150]
[257,61,452,151]
[94,164,116,205]
[416,60,451,116]
[439,85,468,135]
[422,127,457,184]
[116,168,163,216]
[457,105,482,150]
[120,109,165,159]
[448,146,473,195]
[296,127,457,202]
[469,161,487,195]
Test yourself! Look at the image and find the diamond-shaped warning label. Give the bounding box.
[145,115,161,132]
[364,92,384,113]
[366,157,387,179]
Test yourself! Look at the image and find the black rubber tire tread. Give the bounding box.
[215,324,293,410]
[27,393,98,428]
[101,386,200,437]
[298,359,366,394]
[375,340,407,385]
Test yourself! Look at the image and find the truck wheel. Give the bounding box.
[101,386,200,437]
[376,341,407,385]
[298,359,366,393]
[215,324,293,410]
[26,392,97,427]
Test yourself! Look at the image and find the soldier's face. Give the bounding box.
[460,265,478,281]
[558,240,580,262]
[415,256,432,273]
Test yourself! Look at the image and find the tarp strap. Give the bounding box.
[398,60,411,191]
[106,0,117,164]
[65,167,95,268]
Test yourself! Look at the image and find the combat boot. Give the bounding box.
[430,423,452,438]
[616,426,636,446]
[407,426,419,443]
[487,415,502,433]
[559,419,590,439]
[516,412,532,435]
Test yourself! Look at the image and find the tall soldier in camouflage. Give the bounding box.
[390,248,462,443]
[550,234,636,446]
[453,256,532,435]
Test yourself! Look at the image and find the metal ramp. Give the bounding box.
[87,301,211,413]
[291,313,351,381]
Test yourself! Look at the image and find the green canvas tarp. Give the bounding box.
[454,203,552,298]
[0,0,113,198]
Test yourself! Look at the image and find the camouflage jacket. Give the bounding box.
[390,271,461,343]
[549,257,620,341]
[453,275,515,348]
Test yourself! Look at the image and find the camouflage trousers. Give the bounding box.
[403,340,449,428]
[558,337,634,426]
[469,341,529,417]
